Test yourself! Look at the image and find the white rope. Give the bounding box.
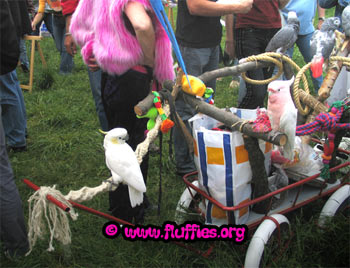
[26,185,78,255]
[26,105,170,254]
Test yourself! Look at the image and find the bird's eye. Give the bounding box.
[278,89,281,92]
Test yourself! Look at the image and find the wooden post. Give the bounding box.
[20,35,47,93]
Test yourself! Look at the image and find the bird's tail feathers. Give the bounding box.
[310,55,324,78]
[128,186,144,208]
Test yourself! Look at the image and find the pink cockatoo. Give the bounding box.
[267,77,297,161]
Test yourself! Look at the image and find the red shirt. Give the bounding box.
[235,0,281,29]
[61,0,79,16]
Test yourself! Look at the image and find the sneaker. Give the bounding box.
[7,145,27,153]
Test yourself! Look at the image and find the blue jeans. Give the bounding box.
[19,39,29,69]
[0,71,27,148]
[87,69,108,131]
[173,45,220,174]
[235,27,279,108]
[32,13,54,37]
[286,33,323,93]
[0,108,29,257]
[52,15,74,74]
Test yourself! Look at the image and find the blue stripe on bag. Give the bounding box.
[236,109,242,118]
[197,132,210,194]
[206,201,212,223]
[223,134,234,207]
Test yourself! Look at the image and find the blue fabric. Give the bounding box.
[197,132,209,193]
[173,45,219,174]
[52,15,74,74]
[87,69,108,131]
[0,70,27,148]
[319,0,347,19]
[19,39,29,69]
[223,134,233,207]
[282,0,317,35]
[0,105,29,257]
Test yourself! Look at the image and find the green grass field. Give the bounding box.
[1,9,349,268]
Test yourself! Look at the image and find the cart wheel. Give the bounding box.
[244,214,290,268]
[318,184,350,228]
[175,181,205,224]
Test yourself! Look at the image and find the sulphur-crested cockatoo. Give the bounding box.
[267,77,297,161]
[103,128,146,208]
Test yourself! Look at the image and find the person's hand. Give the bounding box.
[317,19,324,30]
[64,34,77,56]
[237,0,253,14]
[225,40,235,60]
[88,57,100,72]
[31,21,37,31]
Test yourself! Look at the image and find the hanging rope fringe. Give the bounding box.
[26,185,78,256]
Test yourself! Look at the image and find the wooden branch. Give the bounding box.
[243,136,270,214]
[317,37,350,102]
[198,61,272,84]
[181,92,287,146]
[135,80,287,146]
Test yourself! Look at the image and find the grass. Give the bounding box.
[1,9,349,268]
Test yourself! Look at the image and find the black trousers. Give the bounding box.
[101,67,151,223]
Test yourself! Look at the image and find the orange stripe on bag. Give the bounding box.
[239,198,250,217]
[265,142,272,153]
[211,204,227,219]
[235,145,249,164]
[193,138,198,156]
[206,147,224,165]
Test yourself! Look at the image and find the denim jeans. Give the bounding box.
[173,45,220,174]
[235,27,279,109]
[19,39,29,69]
[87,69,108,131]
[0,71,27,148]
[0,109,29,257]
[32,13,54,38]
[286,33,323,93]
[52,15,74,74]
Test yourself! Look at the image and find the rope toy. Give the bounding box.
[152,91,174,133]
[295,101,350,179]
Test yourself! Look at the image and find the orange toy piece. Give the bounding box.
[181,75,206,97]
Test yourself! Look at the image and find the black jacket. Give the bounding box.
[0,0,31,75]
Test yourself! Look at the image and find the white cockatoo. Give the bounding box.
[103,128,146,208]
[267,77,297,161]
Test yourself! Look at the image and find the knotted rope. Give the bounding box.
[26,186,78,255]
[26,105,169,254]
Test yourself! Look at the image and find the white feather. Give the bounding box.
[104,128,146,207]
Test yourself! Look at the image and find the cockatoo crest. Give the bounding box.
[103,128,146,208]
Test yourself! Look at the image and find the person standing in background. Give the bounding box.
[32,0,74,74]
[0,0,30,258]
[226,0,289,109]
[61,0,108,131]
[281,0,325,93]
[173,0,253,177]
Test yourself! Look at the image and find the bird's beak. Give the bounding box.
[99,129,108,135]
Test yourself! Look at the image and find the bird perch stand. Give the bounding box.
[20,35,47,93]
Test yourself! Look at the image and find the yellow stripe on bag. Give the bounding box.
[206,147,224,165]
[193,138,198,156]
[239,198,250,217]
[235,145,249,164]
[211,204,227,219]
